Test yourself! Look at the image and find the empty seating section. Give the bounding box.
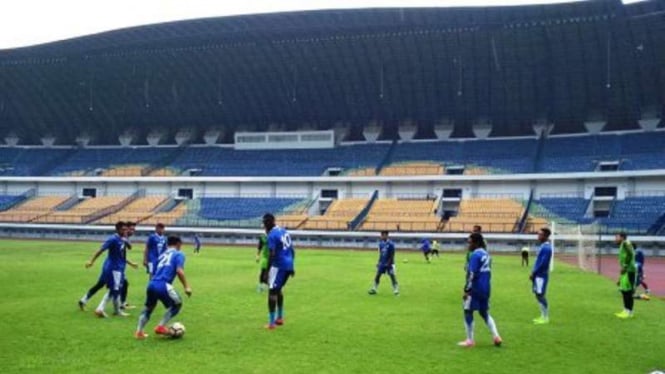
[380,162,444,176]
[601,197,665,232]
[541,135,618,172]
[197,197,304,222]
[531,198,591,223]
[96,196,167,224]
[0,148,71,176]
[48,148,169,176]
[304,199,368,230]
[101,165,146,177]
[0,196,69,222]
[447,199,523,233]
[141,202,188,226]
[35,196,126,224]
[361,199,440,232]
[0,194,25,210]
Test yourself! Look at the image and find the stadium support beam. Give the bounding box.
[203,130,222,145]
[4,133,19,146]
[363,120,382,142]
[532,119,553,136]
[398,119,416,141]
[40,136,56,147]
[118,133,135,147]
[584,120,606,134]
[472,118,492,139]
[434,118,453,139]
[638,117,660,131]
[146,131,165,146]
[333,122,350,143]
[175,130,193,146]
[75,135,91,147]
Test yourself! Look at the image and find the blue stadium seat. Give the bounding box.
[601,197,665,232]
[198,197,304,220]
[533,197,593,223]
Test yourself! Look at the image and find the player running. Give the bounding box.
[82,221,131,317]
[459,232,502,348]
[135,235,192,339]
[143,223,166,278]
[368,230,399,296]
[431,240,441,257]
[615,232,637,319]
[420,238,432,263]
[634,247,650,300]
[530,228,552,325]
[256,233,269,292]
[263,213,295,330]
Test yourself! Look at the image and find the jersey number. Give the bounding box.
[157,252,173,270]
[280,233,292,250]
[479,255,491,272]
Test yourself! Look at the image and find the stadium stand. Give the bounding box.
[360,199,441,232]
[304,198,369,230]
[0,195,70,222]
[601,196,665,233]
[141,202,188,226]
[446,198,524,233]
[530,197,593,224]
[95,196,167,224]
[379,162,444,176]
[0,194,27,211]
[34,196,128,224]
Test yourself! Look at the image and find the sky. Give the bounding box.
[0,0,644,49]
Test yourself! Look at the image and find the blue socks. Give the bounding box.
[277,308,283,319]
[269,312,276,325]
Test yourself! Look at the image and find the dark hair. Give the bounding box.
[618,231,627,239]
[155,223,165,229]
[126,221,136,227]
[473,225,482,232]
[540,227,551,239]
[167,236,182,246]
[469,232,485,247]
[381,230,389,236]
[263,213,275,223]
[115,221,126,231]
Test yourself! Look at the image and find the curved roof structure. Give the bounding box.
[0,0,663,143]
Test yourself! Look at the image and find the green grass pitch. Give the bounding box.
[1,239,664,373]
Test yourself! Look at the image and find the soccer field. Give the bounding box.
[1,239,664,373]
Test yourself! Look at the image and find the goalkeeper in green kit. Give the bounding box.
[256,234,270,292]
[615,232,637,319]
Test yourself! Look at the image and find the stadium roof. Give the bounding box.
[0,0,663,144]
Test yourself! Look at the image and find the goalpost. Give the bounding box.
[551,221,600,273]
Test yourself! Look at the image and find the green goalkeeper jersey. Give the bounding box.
[259,234,270,269]
[618,240,636,273]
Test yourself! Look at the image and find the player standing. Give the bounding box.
[615,232,637,319]
[420,238,432,263]
[633,247,650,299]
[83,221,130,317]
[256,233,269,292]
[530,228,552,324]
[465,225,483,274]
[521,245,529,267]
[459,232,502,348]
[193,234,201,254]
[368,230,399,296]
[135,236,192,339]
[143,223,166,278]
[263,213,295,330]
[431,240,441,257]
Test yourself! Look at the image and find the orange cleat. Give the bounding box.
[493,336,503,347]
[265,324,276,330]
[154,325,170,335]
[275,318,284,326]
[135,331,149,340]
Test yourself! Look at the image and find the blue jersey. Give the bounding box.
[152,248,185,284]
[146,233,166,263]
[378,240,396,266]
[532,242,553,277]
[100,234,127,271]
[194,235,201,248]
[267,226,294,271]
[420,239,431,252]
[635,249,644,271]
[466,248,491,298]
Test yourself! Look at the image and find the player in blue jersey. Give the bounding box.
[420,238,432,263]
[263,213,295,330]
[78,221,127,312]
[143,223,166,278]
[530,228,553,324]
[135,236,192,339]
[83,221,132,317]
[633,247,651,300]
[193,234,201,254]
[368,231,399,296]
[459,232,502,348]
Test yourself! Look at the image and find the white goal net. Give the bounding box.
[551,221,600,273]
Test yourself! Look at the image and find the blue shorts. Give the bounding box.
[103,269,124,294]
[146,259,160,276]
[268,266,292,291]
[377,264,396,276]
[533,275,549,296]
[463,294,489,312]
[145,281,182,309]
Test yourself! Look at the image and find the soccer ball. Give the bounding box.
[403,258,409,263]
[169,322,186,338]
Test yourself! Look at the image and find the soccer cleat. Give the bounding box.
[614,311,630,319]
[265,324,276,330]
[533,317,550,325]
[135,331,149,340]
[493,336,503,347]
[94,309,108,318]
[113,310,131,317]
[457,339,475,348]
[368,289,377,295]
[122,303,137,310]
[393,289,400,296]
[275,318,284,326]
[154,325,170,335]
[78,300,86,311]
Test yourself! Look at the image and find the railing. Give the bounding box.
[81,190,143,223]
[518,189,535,233]
[374,139,397,175]
[349,190,379,230]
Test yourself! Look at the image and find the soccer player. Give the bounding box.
[634,246,650,299]
[256,233,269,292]
[530,228,552,324]
[465,225,483,274]
[368,230,399,296]
[431,240,441,257]
[263,213,295,330]
[420,238,432,263]
[143,223,166,278]
[135,235,192,339]
[615,232,637,319]
[521,245,529,267]
[78,221,126,311]
[193,234,201,254]
[83,221,130,317]
[459,232,502,348]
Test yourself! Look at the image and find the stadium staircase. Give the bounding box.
[0,189,34,211]
[349,190,379,230]
[82,190,144,224]
[55,194,83,211]
[374,140,397,175]
[518,189,535,233]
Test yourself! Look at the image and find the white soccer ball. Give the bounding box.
[170,322,186,338]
